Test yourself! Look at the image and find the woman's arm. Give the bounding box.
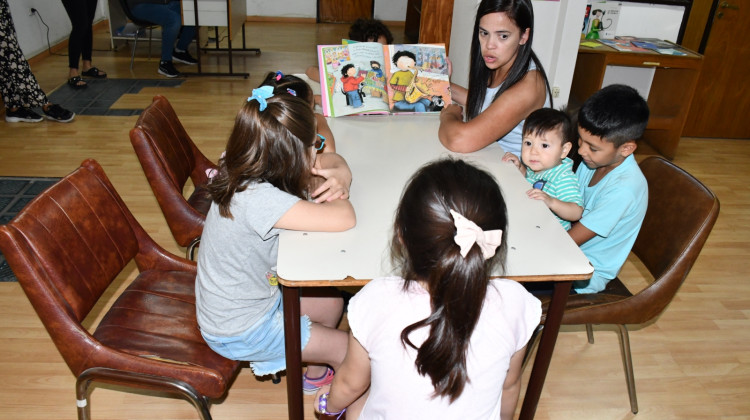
[315,332,371,415]
[438,70,547,153]
[450,82,468,106]
[500,347,526,420]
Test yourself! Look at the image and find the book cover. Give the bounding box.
[318,43,451,117]
[599,39,650,53]
[630,38,687,55]
[583,1,621,40]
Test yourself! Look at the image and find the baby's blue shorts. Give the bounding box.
[200,293,312,376]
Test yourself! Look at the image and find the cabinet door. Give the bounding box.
[318,0,373,23]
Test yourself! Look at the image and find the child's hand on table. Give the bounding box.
[527,188,552,206]
[502,152,524,174]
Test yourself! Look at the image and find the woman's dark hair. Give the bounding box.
[341,63,355,78]
[466,0,552,120]
[348,18,394,44]
[393,158,508,402]
[259,71,315,106]
[208,94,316,218]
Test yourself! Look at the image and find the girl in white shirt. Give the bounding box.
[314,158,541,420]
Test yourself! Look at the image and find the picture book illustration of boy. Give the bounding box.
[340,64,365,108]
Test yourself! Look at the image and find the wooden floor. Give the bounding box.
[1,22,749,420]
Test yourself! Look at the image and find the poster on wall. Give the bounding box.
[583,1,621,40]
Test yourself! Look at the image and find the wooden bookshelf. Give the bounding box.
[570,42,703,159]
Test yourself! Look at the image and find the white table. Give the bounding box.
[277,114,593,420]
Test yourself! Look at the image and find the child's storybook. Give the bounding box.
[317,42,452,117]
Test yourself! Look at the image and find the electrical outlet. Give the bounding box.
[552,86,560,98]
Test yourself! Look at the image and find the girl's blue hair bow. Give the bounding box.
[247,85,275,111]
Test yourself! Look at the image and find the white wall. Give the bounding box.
[8,0,106,59]
[246,0,406,21]
[449,0,587,108]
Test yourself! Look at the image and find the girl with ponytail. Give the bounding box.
[314,158,541,420]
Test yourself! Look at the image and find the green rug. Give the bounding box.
[47,78,184,116]
[0,177,61,282]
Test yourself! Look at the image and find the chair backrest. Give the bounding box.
[117,0,156,27]
[560,156,720,326]
[618,156,719,323]
[0,160,150,369]
[130,95,216,247]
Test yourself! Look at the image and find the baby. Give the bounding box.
[503,108,583,230]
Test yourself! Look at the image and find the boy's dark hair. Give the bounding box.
[522,107,575,145]
[259,71,314,106]
[393,158,508,402]
[578,84,650,147]
[466,0,552,120]
[370,60,381,67]
[341,63,355,78]
[348,18,394,44]
[392,50,416,66]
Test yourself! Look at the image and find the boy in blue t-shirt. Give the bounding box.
[570,84,649,294]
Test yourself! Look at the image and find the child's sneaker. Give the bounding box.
[172,49,198,65]
[158,60,181,78]
[302,367,334,395]
[42,104,75,123]
[5,107,43,123]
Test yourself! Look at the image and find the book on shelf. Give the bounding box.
[582,1,621,40]
[317,42,452,117]
[598,39,650,52]
[629,37,688,55]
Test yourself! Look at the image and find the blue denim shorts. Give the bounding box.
[200,293,312,376]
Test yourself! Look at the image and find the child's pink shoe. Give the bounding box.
[302,367,334,394]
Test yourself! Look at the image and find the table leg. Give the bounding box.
[519,280,572,420]
[282,285,304,420]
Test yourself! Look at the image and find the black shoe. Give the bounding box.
[172,49,197,65]
[42,104,75,123]
[5,107,43,123]
[158,60,181,78]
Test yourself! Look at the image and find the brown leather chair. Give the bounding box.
[0,160,241,420]
[528,156,720,414]
[130,95,217,260]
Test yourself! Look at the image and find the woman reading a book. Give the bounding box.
[438,0,552,158]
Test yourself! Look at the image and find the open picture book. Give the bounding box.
[317,42,452,117]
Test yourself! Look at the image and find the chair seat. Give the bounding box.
[94,270,240,398]
[538,278,633,323]
[187,186,212,217]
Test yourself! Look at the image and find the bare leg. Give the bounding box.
[300,287,347,377]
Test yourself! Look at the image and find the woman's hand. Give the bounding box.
[440,103,463,122]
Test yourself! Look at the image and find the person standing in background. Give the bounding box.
[1,0,75,123]
[61,0,107,89]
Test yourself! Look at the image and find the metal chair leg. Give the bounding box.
[76,367,214,420]
[617,324,638,414]
[130,32,139,70]
[521,324,544,370]
[586,323,595,344]
[187,237,201,260]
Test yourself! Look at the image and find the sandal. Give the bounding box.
[81,67,107,79]
[67,76,87,89]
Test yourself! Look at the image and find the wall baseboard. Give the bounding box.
[27,20,110,66]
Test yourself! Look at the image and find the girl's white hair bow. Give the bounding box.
[449,209,503,260]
